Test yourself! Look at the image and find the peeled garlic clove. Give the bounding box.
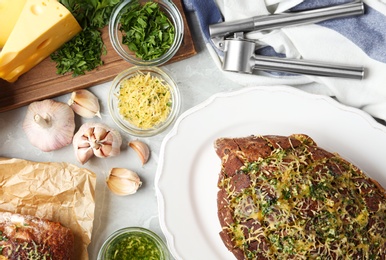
[68,89,101,118]
[106,168,142,196]
[129,140,150,165]
[73,122,122,164]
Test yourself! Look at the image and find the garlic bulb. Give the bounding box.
[106,168,142,196]
[72,122,122,164]
[68,89,101,118]
[22,99,75,152]
[129,140,150,165]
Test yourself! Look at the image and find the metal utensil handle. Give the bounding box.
[209,1,364,38]
[254,55,364,79]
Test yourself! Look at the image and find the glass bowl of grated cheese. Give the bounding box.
[108,66,180,137]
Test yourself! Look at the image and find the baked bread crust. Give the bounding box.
[0,212,74,259]
[214,134,386,259]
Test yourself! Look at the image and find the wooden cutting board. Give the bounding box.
[0,0,196,113]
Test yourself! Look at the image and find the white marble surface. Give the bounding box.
[0,13,242,259]
[2,8,386,259]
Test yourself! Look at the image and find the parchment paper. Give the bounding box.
[0,157,96,260]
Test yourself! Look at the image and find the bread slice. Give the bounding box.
[0,212,74,259]
[214,134,386,259]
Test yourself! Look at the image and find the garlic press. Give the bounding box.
[209,1,365,79]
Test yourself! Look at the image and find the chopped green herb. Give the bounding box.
[51,27,105,77]
[58,0,121,29]
[50,0,122,77]
[119,1,175,60]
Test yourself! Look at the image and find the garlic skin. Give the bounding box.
[68,89,101,118]
[72,122,122,164]
[106,168,142,196]
[23,99,75,152]
[129,140,150,165]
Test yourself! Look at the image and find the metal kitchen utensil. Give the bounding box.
[209,1,365,50]
[209,1,365,79]
[223,38,364,79]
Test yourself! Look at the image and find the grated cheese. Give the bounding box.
[219,135,386,259]
[117,72,172,129]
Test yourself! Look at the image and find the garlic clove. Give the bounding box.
[107,176,138,196]
[93,125,108,141]
[84,127,95,139]
[68,89,101,118]
[109,168,138,179]
[77,136,92,149]
[103,131,122,157]
[106,168,142,196]
[77,148,94,165]
[129,140,150,165]
[94,144,112,158]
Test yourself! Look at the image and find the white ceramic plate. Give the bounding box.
[155,86,386,260]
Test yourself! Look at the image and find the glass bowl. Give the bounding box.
[97,227,170,260]
[108,66,181,137]
[109,0,184,66]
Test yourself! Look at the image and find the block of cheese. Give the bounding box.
[0,0,82,83]
[0,0,27,48]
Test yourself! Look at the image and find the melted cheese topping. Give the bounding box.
[118,72,172,129]
[219,136,386,259]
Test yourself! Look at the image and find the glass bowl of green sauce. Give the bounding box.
[109,0,184,66]
[98,227,171,260]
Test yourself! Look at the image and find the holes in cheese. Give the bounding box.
[0,0,82,82]
[0,52,17,66]
[6,64,26,81]
[37,38,51,50]
[30,4,43,15]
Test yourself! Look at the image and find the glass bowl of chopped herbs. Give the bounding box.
[97,227,171,260]
[108,66,181,137]
[109,0,184,66]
